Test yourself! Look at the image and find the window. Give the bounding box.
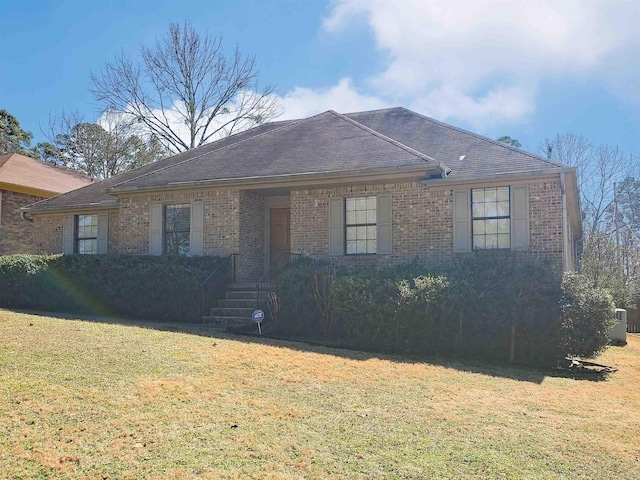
[164,204,190,255]
[472,186,510,249]
[345,196,377,254]
[75,214,98,254]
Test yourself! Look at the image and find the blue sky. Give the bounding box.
[2,0,640,157]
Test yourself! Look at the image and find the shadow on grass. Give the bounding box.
[18,309,612,385]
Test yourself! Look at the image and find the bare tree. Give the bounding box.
[540,134,640,306]
[91,22,280,153]
[40,111,166,179]
[540,133,637,235]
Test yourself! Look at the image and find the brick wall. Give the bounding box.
[117,188,241,256]
[28,177,565,273]
[291,179,564,268]
[238,191,265,282]
[0,189,46,254]
[291,182,454,268]
[31,212,65,254]
[528,180,564,259]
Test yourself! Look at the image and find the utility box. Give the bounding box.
[610,309,627,345]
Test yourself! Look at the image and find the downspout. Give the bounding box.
[574,235,584,273]
[560,172,569,271]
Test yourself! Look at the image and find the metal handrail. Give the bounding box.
[200,253,237,320]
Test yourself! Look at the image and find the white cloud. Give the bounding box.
[306,0,640,127]
[276,78,389,120]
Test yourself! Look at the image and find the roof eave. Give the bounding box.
[22,199,118,214]
[107,164,435,194]
[0,181,59,198]
[420,166,575,186]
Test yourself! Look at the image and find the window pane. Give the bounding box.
[165,231,190,255]
[472,203,484,218]
[345,195,377,255]
[367,239,377,254]
[367,196,376,210]
[471,187,511,250]
[76,214,98,255]
[366,225,377,239]
[498,234,511,248]
[346,198,355,211]
[497,187,509,201]
[165,204,190,232]
[472,190,484,203]
[496,201,509,217]
[473,235,485,249]
[485,202,497,217]
[78,239,97,255]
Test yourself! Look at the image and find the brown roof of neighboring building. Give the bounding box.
[0,153,92,196]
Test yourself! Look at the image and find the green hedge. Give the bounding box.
[273,254,614,367]
[0,254,222,322]
[559,273,615,359]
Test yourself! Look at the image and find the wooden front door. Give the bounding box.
[270,208,290,272]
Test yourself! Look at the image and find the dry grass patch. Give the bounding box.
[1,309,639,479]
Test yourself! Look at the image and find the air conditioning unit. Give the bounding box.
[610,309,627,345]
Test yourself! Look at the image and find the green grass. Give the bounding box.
[1,309,639,479]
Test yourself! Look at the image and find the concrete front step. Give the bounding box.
[209,307,255,317]
[227,282,275,290]
[218,298,259,308]
[225,290,260,300]
[202,315,251,330]
[202,282,275,325]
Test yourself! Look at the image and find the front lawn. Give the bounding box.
[1,309,638,479]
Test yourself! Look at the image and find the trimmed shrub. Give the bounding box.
[0,254,222,322]
[559,273,616,359]
[271,257,325,336]
[448,252,563,365]
[271,254,615,367]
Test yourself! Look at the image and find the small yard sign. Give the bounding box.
[252,309,264,335]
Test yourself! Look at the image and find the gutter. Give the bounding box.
[420,167,577,187]
[107,164,435,194]
[560,171,569,270]
[22,201,118,214]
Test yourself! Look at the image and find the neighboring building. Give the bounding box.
[23,108,581,280]
[0,153,92,254]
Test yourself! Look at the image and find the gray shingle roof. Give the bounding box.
[26,107,566,213]
[346,107,563,178]
[25,120,293,211]
[109,111,436,192]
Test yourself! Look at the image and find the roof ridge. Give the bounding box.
[108,117,308,191]
[393,107,564,168]
[328,110,439,165]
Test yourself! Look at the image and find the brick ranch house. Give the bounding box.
[0,153,91,254]
[23,108,581,281]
